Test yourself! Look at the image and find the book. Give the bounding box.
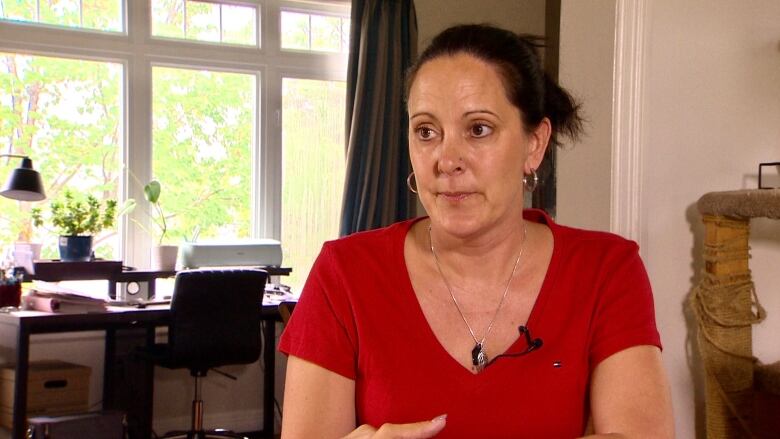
[23,281,108,313]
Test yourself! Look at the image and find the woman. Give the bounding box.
[280,24,674,438]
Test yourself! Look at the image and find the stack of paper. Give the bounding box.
[263,283,297,305]
[23,281,107,313]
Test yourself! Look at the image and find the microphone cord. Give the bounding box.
[487,325,543,367]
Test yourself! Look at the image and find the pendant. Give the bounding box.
[471,342,488,373]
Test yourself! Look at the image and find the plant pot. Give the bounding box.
[58,236,93,262]
[151,245,178,271]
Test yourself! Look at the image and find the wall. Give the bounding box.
[415,0,546,48]
[556,0,615,230]
[558,1,780,438]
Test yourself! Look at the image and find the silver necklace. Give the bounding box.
[429,223,528,373]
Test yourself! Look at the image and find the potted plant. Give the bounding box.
[31,190,118,262]
[142,180,178,270]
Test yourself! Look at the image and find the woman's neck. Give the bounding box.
[423,212,531,287]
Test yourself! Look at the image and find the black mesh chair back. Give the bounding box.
[165,269,268,373]
[145,269,268,439]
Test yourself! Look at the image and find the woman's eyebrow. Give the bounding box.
[464,109,502,121]
[410,111,436,121]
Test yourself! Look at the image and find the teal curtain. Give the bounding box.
[340,0,418,236]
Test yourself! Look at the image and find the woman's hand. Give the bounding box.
[282,356,447,439]
[343,415,447,439]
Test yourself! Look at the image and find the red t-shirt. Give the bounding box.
[279,209,661,438]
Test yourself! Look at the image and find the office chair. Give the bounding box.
[146,269,268,439]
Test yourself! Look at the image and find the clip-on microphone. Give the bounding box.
[518,325,543,350]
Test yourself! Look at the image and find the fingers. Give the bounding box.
[378,415,448,438]
[342,424,380,439]
[343,414,447,439]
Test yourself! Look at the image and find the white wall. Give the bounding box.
[559,1,780,438]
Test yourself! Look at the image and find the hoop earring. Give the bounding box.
[406,172,418,194]
[523,169,539,192]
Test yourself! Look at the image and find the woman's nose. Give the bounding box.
[437,134,466,175]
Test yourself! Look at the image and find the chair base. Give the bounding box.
[158,428,248,439]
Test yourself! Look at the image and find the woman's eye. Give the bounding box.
[416,126,436,140]
[470,123,493,138]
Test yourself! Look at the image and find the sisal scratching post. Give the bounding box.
[690,189,780,439]
[692,215,757,438]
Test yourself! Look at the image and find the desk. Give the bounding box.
[0,296,287,438]
[29,261,293,299]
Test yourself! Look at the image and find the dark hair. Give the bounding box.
[406,24,583,148]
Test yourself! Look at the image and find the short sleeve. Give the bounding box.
[278,243,358,380]
[588,242,661,369]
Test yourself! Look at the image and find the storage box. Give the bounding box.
[0,360,91,429]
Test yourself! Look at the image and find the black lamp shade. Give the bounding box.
[0,157,46,202]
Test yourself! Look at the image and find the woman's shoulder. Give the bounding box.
[321,217,423,257]
[526,209,639,256]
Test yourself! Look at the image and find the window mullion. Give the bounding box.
[124,0,154,267]
[219,3,224,43]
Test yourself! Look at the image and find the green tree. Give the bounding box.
[151,67,254,243]
[0,51,122,259]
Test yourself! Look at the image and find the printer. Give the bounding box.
[180,239,283,268]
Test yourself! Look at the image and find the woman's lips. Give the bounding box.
[438,192,473,201]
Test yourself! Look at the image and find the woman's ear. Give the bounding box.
[525,117,552,172]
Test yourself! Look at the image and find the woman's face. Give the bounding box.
[408,53,549,239]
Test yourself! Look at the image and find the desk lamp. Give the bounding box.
[0,154,46,201]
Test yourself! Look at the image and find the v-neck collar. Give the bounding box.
[395,209,561,378]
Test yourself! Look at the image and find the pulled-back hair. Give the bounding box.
[406,24,583,148]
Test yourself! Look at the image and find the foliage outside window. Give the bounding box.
[152,0,258,46]
[281,10,349,53]
[152,66,255,243]
[282,78,346,290]
[0,0,123,33]
[0,52,122,259]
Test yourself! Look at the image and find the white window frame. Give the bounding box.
[0,0,349,267]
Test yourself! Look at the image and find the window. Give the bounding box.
[0,52,123,259]
[281,9,349,53]
[0,0,349,293]
[152,66,256,242]
[281,78,345,289]
[151,0,258,46]
[0,0,124,33]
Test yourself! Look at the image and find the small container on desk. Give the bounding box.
[0,284,21,308]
